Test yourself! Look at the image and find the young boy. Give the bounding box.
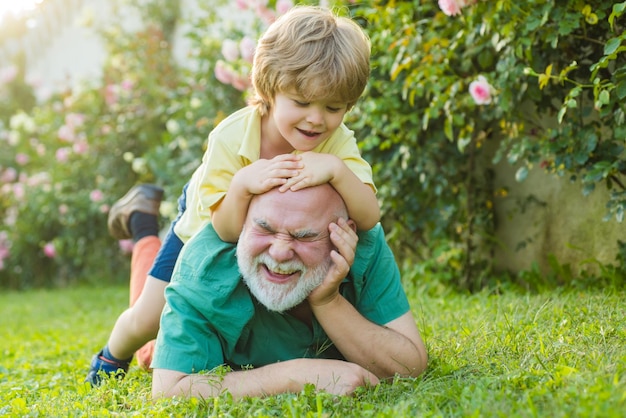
[85,5,379,385]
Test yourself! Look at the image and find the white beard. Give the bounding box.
[236,241,330,312]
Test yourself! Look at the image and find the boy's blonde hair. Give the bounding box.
[249,6,371,116]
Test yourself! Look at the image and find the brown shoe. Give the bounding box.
[107,184,164,240]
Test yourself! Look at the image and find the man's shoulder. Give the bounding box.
[350,224,386,275]
[356,223,385,247]
[179,224,237,269]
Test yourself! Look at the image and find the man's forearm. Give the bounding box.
[152,359,379,400]
[312,295,427,379]
[153,366,293,399]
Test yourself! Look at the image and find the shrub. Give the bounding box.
[0,0,243,288]
[348,0,626,288]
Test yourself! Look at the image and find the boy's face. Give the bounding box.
[267,91,348,152]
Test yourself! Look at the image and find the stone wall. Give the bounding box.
[492,156,626,276]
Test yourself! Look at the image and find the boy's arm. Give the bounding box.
[281,152,380,230]
[328,160,380,230]
[211,155,303,242]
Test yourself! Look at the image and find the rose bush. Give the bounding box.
[0,0,244,287]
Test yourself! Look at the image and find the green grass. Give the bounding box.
[1,284,625,417]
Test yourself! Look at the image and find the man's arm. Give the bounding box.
[152,359,379,400]
[312,300,427,378]
[308,219,428,378]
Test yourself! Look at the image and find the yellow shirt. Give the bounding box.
[174,106,375,242]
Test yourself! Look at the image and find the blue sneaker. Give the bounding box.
[84,349,131,386]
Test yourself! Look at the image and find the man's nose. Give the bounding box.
[268,238,294,262]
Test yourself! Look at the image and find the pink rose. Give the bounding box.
[276,0,293,15]
[43,242,56,258]
[438,0,463,16]
[58,125,76,142]
[121,79,134,91]
[105,84,119,107]
[12,183,25,201]
[1,167,17,183]
[469,75,494,105]
[239,37,256,64]
[221,39,239,62]
[255,4,276,24]
[65,113,85,128]
[118,239,134,255]
[231,74,251,92]
[73,140,89,155]
[15,153,30,166]
[214,61,233,85]
[90,189,104,203]
[55,147,71,163]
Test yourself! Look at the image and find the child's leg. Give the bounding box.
[127,235,162,368]
[86,183,187,386]
[109,224,184,369]
[107,273,167,367]
[102,226,184,367]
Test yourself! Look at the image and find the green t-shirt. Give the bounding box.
[151,223,410,374]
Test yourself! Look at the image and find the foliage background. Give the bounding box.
[1,0,625,289]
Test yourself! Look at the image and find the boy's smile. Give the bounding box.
[266,91,348,152]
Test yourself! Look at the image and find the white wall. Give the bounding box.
[17,0,243,101]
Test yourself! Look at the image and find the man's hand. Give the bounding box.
[237,154,303,195]
[279,152,339,192]
[285,359,380,396]
[308,217,358,307]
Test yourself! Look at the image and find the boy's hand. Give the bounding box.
[279,152,339,192]
[241,154,303,195]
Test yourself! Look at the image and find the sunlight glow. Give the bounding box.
[0,0,44,22]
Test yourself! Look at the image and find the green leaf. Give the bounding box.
[599,90,611,105]
[604,37,622,55]
[444,118,453,141]
[558,106,568,123]
[457,136,471,153]
[515,166,529,182]
[582,182,595,196]
[617,80,626,100]
[610,2,626,30]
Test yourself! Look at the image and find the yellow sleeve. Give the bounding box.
[174,108,259,243]
[176,136,248,242]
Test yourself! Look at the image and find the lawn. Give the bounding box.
[0,283,625,417]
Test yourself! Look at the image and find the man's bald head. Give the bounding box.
[248,183,348,225]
